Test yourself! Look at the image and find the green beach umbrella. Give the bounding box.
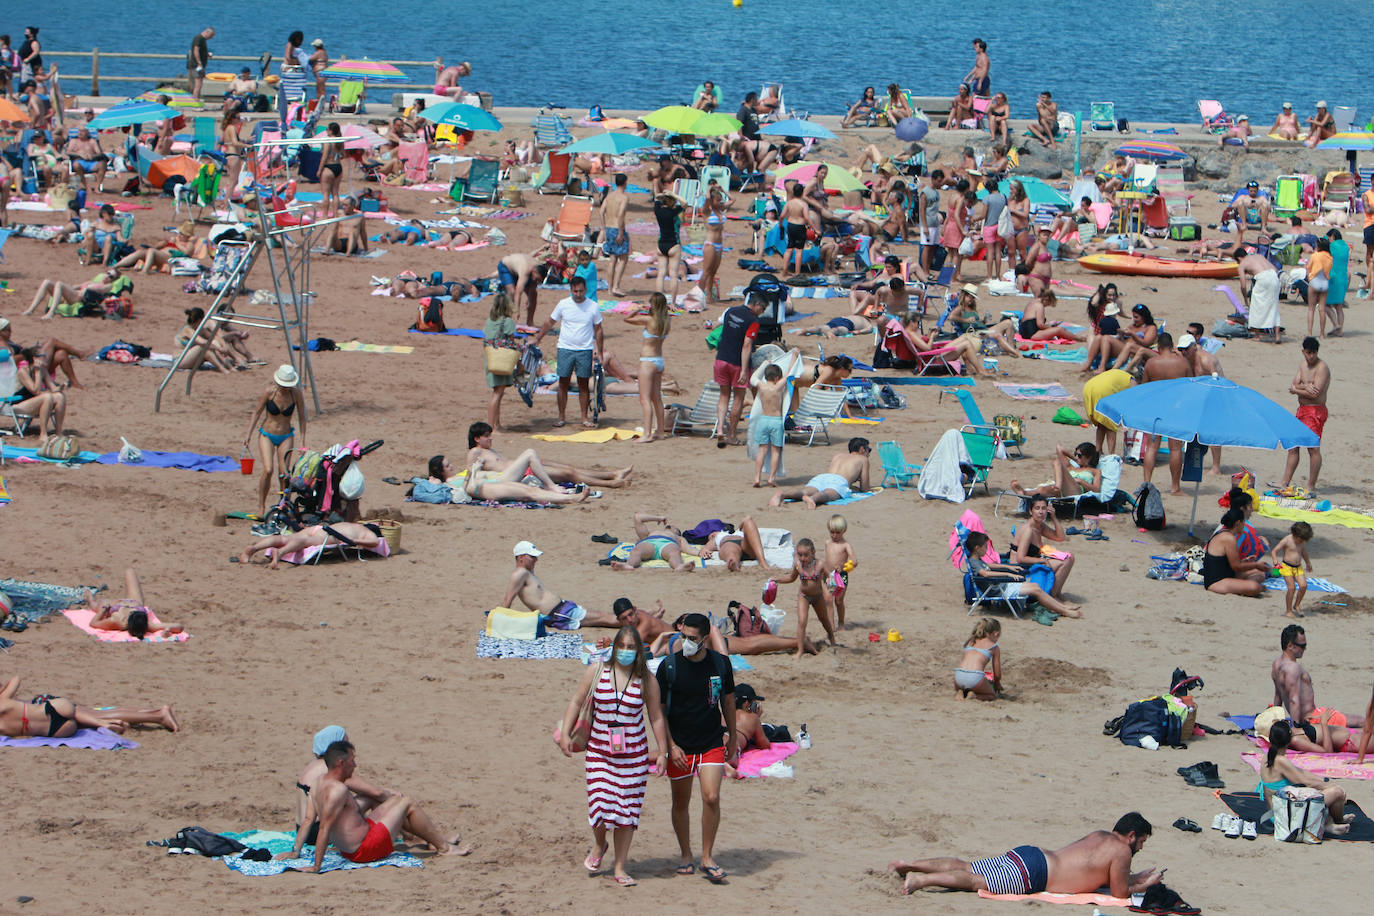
[643,105,706,133]
[560,132,659,155]
[688,112,742,137]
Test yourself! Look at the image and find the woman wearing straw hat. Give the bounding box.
[244,364,307,517]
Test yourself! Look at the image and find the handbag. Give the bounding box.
[38,436,80,460]
[996,205,1014,239]
[566,662,603,753]
[485,345,519,375]
[1271,786,1327,844]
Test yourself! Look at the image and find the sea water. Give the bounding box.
[30,0,1372,123]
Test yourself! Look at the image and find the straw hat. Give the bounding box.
[1103,301,1121,317]
[178,221,194,236]
[273,365,300,389]
[1317,100,1328,109]
[960,284,979,296]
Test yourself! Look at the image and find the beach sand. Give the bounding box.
[2,115,1371,913]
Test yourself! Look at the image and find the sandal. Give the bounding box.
[1171,817,1201,833]
[584,847,606,872]
[700,863,728,884]
[590,533,618,544]
[606,874,637,887]
[675,863,696,876]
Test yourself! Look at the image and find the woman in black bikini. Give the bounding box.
[0,675,179,737]
[319,122,344,217]
[221,105,247,204]
[1203,509,1267,596]
[653,192,684,309]
[1009,494,1075,598]
[244,364,308,518]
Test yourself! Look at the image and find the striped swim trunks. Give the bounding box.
[969,845,1049,895]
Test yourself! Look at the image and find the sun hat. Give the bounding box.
[1237,114,1249,121]
[312,725,347,756]
[961,283,979,296]
[274,364,300,388]
[513,540,543,558]
[1317,100,1327,108]
[178,220,194,236]
[1103,301,1121,317]
[1282,101,1292,109]
[1176,333,1197,349]
[311,38,324,47]
[0,316,9,332]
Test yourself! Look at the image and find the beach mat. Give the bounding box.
[736,742,800,778]
[1220,792,1374,841]
[477,631,582,660]
[310,247,389,258]
[224,848,422,876]
[1256,499,1374,531]
[1262,575,1346,594]
[1,445,102,464]
[1240,741,1374,781]
[976,890,1131,908]
[334,341,415,354]
[530,427,641,443]
[0,475,9,506]
[1,578,95,624]
[61,608,190,643]
[0,728,139,750]
[94,451,238,472]
[994,382,1072,401]
[408,328,484,338]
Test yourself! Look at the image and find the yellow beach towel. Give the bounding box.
[1257,499,1374,531]
[531,427,641,444]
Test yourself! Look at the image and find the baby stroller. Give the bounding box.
[256,438,383,535]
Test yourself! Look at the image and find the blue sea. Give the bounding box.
[24,0,1373,124]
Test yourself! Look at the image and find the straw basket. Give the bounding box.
[365,519,402,553]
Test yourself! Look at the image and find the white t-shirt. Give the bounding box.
[550,296,602,351]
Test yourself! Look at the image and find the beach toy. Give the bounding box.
[842,560,855,573]
[733,0,743,6]
[239,447,255,475]
[762,579,777,604]
[887,628,903,642]
[868,632,881,642]
[828,569,846,595]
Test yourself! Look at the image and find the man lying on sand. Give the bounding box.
[770,438,871,509]
[890,812,1162,898]
[83,567,182,638]
[610,512,695,572]
[0,675,179,736]
[237,522,383,569]
[505,541,617,628]
[284,739,469,871]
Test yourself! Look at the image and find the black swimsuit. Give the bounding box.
[265,397,295,417]
[1201,536,1235,589]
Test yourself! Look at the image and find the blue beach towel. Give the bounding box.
[94,451,239,472]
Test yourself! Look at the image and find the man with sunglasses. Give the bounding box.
[1271,624,1365,753]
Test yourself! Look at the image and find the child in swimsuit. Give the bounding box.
[1268,521,1314,618]
[822,514,858,629]
[955,617,1001,700]
[771,537,837,658]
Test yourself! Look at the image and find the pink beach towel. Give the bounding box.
[977,889,1131,908]
[269,536,390,566]
[734,742,799,778]
[61,608,190,643]
[949,509,1000,569]
[1242,737,1374,780]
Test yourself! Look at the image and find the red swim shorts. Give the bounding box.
[713,359,744,390]
[667,744,726,780]
[341,818,395,864]
[1296,404,1328,440]
[1306,707,1347,729]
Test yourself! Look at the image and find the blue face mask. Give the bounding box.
[614,649,638,667]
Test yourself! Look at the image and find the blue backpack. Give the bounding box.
[409,478,452,504]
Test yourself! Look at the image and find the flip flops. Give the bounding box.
[701,863,728,884]
[675,863,696,876]
[1064,526,1085,535]
[1171,817,1202,833]
[584,847,606,872]
[1084,529,1109,541]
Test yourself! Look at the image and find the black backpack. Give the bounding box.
[1118,697,1184,748]
[1133,482,1166,530]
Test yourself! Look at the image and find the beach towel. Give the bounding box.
[1241,743,1374,781]
[1041,347,1088,363]
[976,890,1132,908]
[1,445,101,464]
[0,475,10,506]
[61,608,190,643]
[224,848,423,876]
[1223,713,1257,730]
[530,427,641,443]
[93,451,238,472]
[993,382,1072,401]
[1262,575,1346,594]
[477,631,582,659]
[407,327,486,338]
[918,429,971,503]
[1257,499,1374,530]
[826,489,879,506]
[334,341,415,354]
[1,578,94,624]
[310,247,389,258]
[0,728,139,750]
[269,537,391,566]
[735,742,800,778]
[1220,792,1374,842]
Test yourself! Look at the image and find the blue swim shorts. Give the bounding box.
[753,414,785,447]
[556,347,593,379]
[602,226,629,257]
[496,261,516,288]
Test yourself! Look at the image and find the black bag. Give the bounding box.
[172,826,247,857]
[1133,482,1166,530]
[1119,697,1184,748]
[744,273,788,347]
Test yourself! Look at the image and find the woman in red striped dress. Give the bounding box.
[558,625,669,887]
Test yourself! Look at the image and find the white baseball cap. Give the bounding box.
[513,540,543,558]
[1282,101,1292,110]
[1176,333,1196,349]
[1317,100,1328,109]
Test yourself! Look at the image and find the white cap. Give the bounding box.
[1177,333,1196,349]
[1237,114,1249,121]
[0,316,9,332]
[513,540,543,558]
[1317,100,1327,108]
[1282,101,1292,109]
[311,38,324,47]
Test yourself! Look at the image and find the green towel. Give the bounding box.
[1053,406,1087,425]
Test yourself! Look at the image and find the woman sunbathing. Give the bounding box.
[0,674,180,736]
[237,521,386,569]
[23,268,125,319]
[878,312,988,376]
[1010,442,1100,498]
[427,453,591,505]
[465,423,633,488]
[82,567,183,639]
[176,306,239,374]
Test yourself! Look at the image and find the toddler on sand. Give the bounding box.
[823,514,858,629]
[1269,521,1314,618]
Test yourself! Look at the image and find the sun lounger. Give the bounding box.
[667,382,722,437]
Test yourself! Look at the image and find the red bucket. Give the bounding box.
[239,448,255,476]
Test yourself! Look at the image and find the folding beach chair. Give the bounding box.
[1320,172,1356,216]
[535,152,571,194]
[1,351,41,438]
[877,440,921,489]
[0,228,9,264]
[1331,106,1357,133]
[532,112,573,150]
[666,382,722,437]
[550,195,594,243]
[337,81,366,114]
[759,83,785,122]
[397,141,430,184]
[949,514,1027,619]
[1356,167,1374,196]
[1273,175,1303,216]
[699,165,731,201]
[192,117,223,163]
[464,157,500,203]
[948,388,1022,458]
[959,426,997,497]
[1155,166,1191,217]
[1089,101,1117,131]
[786,384,846,447]
[673,177,703,211]
[1197,100,1233,133]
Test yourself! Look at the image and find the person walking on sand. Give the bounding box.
[655,613,737,884]
[529,275,603,429]
[558,625,669,887]
[713,296,765,448]
[822,513,858,629]
[600,174,631,297]
[750,364,786,487]
[187,27,213,100]
[244,365,307,519]
[1279,337,1330,492]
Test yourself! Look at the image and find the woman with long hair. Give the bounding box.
[319,122,344,217]
[483,291,518,430]
[1009,494,1075,598]
[653,192,685,307]
[622,293,671,442]
[221,105,246,202]
[697,183,727,303]
[557,625,669,887]
[1258,719,1354,835]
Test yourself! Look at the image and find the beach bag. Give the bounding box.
[1118,696,1184,748]
[38,436,80,460]
[958,237,976,256]
[1272,787,1327,844]
[564,662,603,753]
[409,479,452,504]
[993,414,1024,447]
[412,297,446,332]
[485,346,519,375]
[1133,482,1166,530]
[996,205,1014,239]
[168,826,247,858]
[485,606,545,640]
[288,450,325,492]
[728,601,771,637]
[102,294,133,320]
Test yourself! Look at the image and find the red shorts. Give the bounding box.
[713,359,744,390]
[1296,404,1328,440]
[667,744,726,780]
[341,818,395,864]
[1307,707,1347,728]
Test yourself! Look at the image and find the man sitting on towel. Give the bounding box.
[285,739,468,870]
[770,438,871,509]
[504,540,617,629]
[890,812,1162,898]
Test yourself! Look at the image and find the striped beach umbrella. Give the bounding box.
[321,59,408,82]
[86,99,179,130]
[1115,140,1188,161]
[1315,132,1374,151]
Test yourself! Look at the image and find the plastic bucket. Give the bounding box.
[239,448,255,475]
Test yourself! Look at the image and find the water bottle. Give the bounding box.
[798,724,811,750]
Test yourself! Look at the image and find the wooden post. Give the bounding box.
[91,47,100,95]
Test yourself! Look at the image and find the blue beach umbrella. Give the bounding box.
[893,116,929,143]
[759,118,836,140]
[418,102,503,132]
[559,132,659,155]
[1097,375,1318,533]
[86,99,179,130]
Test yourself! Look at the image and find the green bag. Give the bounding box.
[1052,406,1086,425]
[705,325,722,350]
[449,178,468,202]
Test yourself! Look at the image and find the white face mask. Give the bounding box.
[680,637,701,656]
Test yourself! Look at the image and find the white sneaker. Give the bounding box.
[1211,813,1228,831]
[1242,821,1258,840]
[1225,816,1242,838]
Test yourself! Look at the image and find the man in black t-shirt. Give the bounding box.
[187,27,215,100]
[736,93,761,141]
[656,613,736,883]
[712,299,765,447]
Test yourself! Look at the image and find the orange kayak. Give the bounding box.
[1077,252,1239,279]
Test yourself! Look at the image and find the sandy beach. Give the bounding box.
[3,106,1373,915]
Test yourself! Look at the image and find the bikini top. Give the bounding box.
[707,213,725,226]
[265,396,295,417]
[962,643,997,661]
[642,329,662,339]
[799,561,822,581]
